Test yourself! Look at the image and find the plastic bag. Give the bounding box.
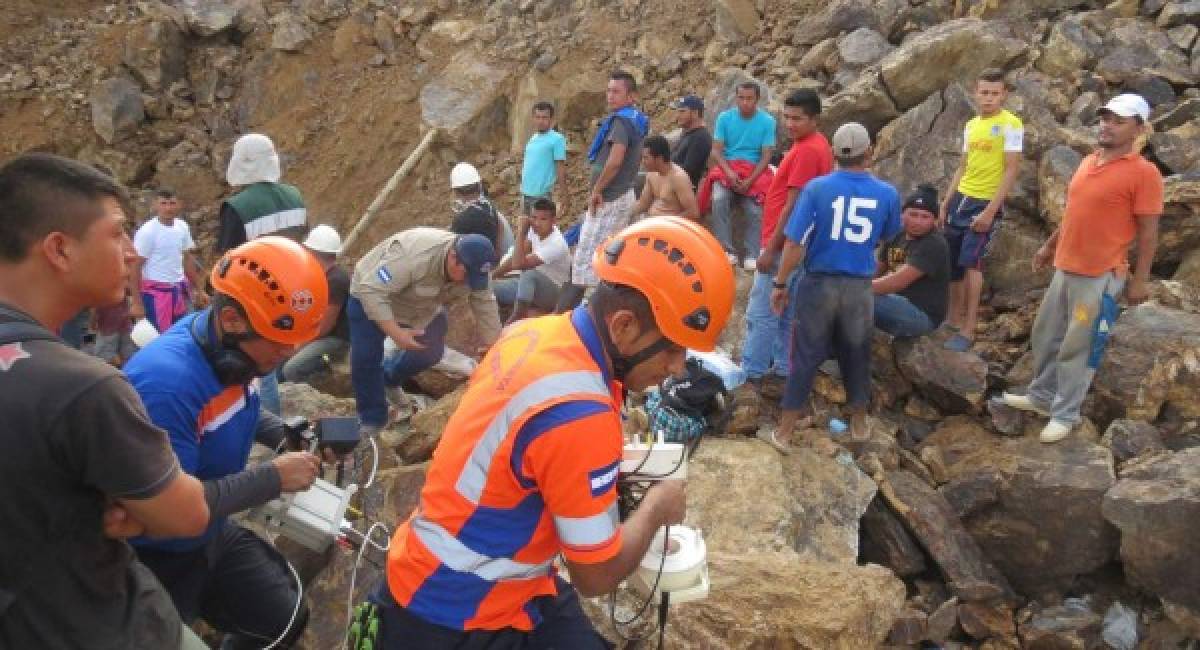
[685,349,745,391]
[434,346,478,377]
[1101,601,1137,650]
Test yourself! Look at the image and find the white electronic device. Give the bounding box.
[620,429,688,480]
[249,479,357,553]
[630,525,710,604]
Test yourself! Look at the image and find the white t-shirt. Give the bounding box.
[133,216,195,284]
[528,226,571,286]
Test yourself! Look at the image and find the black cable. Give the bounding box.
[608,525,671,642]
[657,592,670,649]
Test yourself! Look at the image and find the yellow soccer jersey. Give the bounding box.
[957,109,1024,200]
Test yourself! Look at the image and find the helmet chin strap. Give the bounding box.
[598,321,675,382]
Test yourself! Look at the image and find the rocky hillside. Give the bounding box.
[6,0,1200,648]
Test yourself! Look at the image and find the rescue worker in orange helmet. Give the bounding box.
[124,237,330,649]
[365,216,735,648]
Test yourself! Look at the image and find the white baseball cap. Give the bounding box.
[303,224,343,255]
[450,162,482,189]
[226,133,281,186]
[1098,94,1150,122]
[832,122,871,158]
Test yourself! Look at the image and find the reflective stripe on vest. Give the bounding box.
[410,513,554,581]
[554,502,620,548]
[243,207,307,240]
[453,369,609,504]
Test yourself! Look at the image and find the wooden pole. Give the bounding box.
[342,127,439,254]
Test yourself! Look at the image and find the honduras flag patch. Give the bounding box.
[377,267,393,284]
[588,460,620,497]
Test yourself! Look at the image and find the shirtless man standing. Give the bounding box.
[630,134,700,221]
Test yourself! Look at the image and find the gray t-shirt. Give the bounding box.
[0,305,183,650]
[590,115,644,202]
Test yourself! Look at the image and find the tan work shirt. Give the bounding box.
[350,227,501,344]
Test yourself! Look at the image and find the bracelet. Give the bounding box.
[772,281,787,289]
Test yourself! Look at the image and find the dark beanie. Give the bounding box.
[903,184,938,213]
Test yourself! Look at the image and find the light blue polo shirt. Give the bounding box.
[714,108,776,164]
[521,129,567,198]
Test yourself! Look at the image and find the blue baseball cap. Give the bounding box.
[454,234,495,291]
[670,95,704,112]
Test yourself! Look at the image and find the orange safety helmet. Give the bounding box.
[592,216,735,351]
[209,236,329,346]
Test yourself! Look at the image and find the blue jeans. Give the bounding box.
[782,274,874,411]
[873,294,935,338]
[349,297,448,427]
[742,268,802,379]
[710,182,762,259]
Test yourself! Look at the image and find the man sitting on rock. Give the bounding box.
[872,184,951,338]
[1002,94,1162,444]
[627,134,699,221]
[492,198,572,323]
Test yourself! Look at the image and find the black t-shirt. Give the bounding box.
[673,126,713,189]
[879,231,951,325]
[328,265,351,340]
[0,305,182,649]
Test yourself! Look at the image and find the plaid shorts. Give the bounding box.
[571,189,635,286]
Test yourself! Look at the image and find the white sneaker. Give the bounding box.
[743,258,757,271]
[1039,420,1072,443]
[726,252,738,265]
[1001,392,1050,417]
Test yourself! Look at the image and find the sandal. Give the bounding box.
[756,427,792,455]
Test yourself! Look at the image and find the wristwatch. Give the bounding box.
[772,281,787,289]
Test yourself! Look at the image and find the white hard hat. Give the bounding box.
[226,133,281,186]
[303,224,343,255]
[450,162,482,189]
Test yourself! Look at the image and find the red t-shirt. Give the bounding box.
[1055,152,1163,277]
[760,131,833,247]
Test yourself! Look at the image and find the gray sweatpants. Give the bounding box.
[1025,269,1123,425]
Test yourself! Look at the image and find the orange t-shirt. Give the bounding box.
[1054,152,1163,277]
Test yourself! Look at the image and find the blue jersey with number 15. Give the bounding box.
[784,169,903,277]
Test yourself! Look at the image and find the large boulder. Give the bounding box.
[398,385,466,463]
[873,82,975,197]
[179,0,240,37]
[820,72,900,136]
[271,11,316,51]
[687,439,876,564]
[1091,304,1200,423]
[1038,145,1083,226]
[590,552,906,649]
[987,219,1054,295]
[1018,601,1104,649]
[712,0,759,41]
[420,51,515,150]
[878,19,1027,111]
[880,469,1016,603]
[1101,419,1167,465]
[1103,448,1200,636]
[895,337,989,413]
[1095,19,1196,86]
[1158,171,1200,267]
[123,15,188,92]
[920,418,1119,598]
[790,0,909,45]
[837,28,894,69]
[90,77,145,145]
[1037,14,1104,79]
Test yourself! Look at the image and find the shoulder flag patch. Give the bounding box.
[588,460,620,497]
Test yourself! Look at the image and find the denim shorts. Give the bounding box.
[945,191,1000,280]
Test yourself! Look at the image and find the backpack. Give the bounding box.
[645,358,727,443]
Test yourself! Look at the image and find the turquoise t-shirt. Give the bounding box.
[714,108,776,164]
[521,129,567,198]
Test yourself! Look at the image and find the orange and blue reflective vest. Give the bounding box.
[385,307,624,631]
